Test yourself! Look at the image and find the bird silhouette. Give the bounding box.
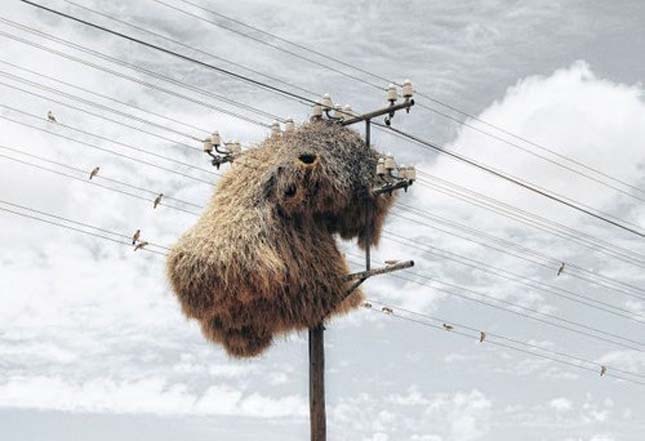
[479,331,486,343]
[362,302,373,309]
[442,323,454,331]
[134,241,149,251]
[381,307,393,314]
[557,262,565,276]
[600,366,607,376]
[89,166,100,180]
[153,193,163,209]
[132,229,141,245]
[47,110,57,122]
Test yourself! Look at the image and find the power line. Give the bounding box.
[415,175,645,267]
[151,0,385,92]
[0,199,170,251]
[0,76,203,151]
[0,205,167,256]
[0,58,210,135]
[9,123,642,319]
[0,144,202,210]
[9,68,643,297]
[0,152,200,216]
[172,0,645,201]
[0,16,285,124]
[4,196,641,385]
[17,1,319,106]
[382,230,645,321]
[18,2,643,242]
[1,104,216,175]
[413,98,645,198]
[0,110,216,186]
[415,102,645,202]
[401,270,645,350]
[366,299,645,382]
[345,255,644,351]
[382,124,645,239]
[8,137,640,351]
[59,0,322,99]
[366,303,645,386]
[393,203,645,300]
[0,29,272,129]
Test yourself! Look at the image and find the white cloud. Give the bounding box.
[0,375,306,418]
[550,397,573,412]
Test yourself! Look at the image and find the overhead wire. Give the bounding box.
[0,205,167,256]
[150,0,385,92]
[365,304,645,386]
[393,203,645,300]
[0,29,272,129]
[382,123,645,239]
[414,175,645,267]
[8,0,645,389]
[0,151,200,216]
[0,58,210,136]
[345,254,645,351]
[59,0,322,99]
[381,230,645,321]
[0,199,170,251]
[0,76,203,152]
[366,298,645,381]
[0,17,283,124]
[0,109,217,186]
[5,128,641,342]
[17,1,319,106]
[2,197,641,384]
[0,144,201,210]
[17,2,645,241]
[169,0,645,200]
[0,104,216,174]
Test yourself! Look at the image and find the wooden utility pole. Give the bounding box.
[306,89,415,441]
[309,324,326,441]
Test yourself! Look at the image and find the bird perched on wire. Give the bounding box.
[134,240,149,251]
[153,193,163,209]
[557,262,565,276]
[384,259,400,265]
[362,302,372,309]
[132,229,141,245]
[89,166,100,180]
[442,323,454,331]
[381,307,393,314]
[479,331,486,343]
[47,110,57,122]
[600,366,607,377]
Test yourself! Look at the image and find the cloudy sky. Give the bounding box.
[1,1,645,440]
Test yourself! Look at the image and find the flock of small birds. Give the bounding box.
[41,109,588,372]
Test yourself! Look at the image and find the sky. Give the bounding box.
[1,1,645,440]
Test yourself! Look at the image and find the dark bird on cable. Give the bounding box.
[153,193,163,209]
[134,241,149,251]
[47,110,57,122]
[600,366,607,377]
[89,166,100,180]
[132,229,141,245]
[362,302,372,309]
[442,323,454,331]
[479,331,486,343]
[382,307,393,314]
[557,262,565,277]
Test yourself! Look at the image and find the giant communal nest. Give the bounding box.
[167,121,395,357]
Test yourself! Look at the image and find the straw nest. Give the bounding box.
[167,121,395,357]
